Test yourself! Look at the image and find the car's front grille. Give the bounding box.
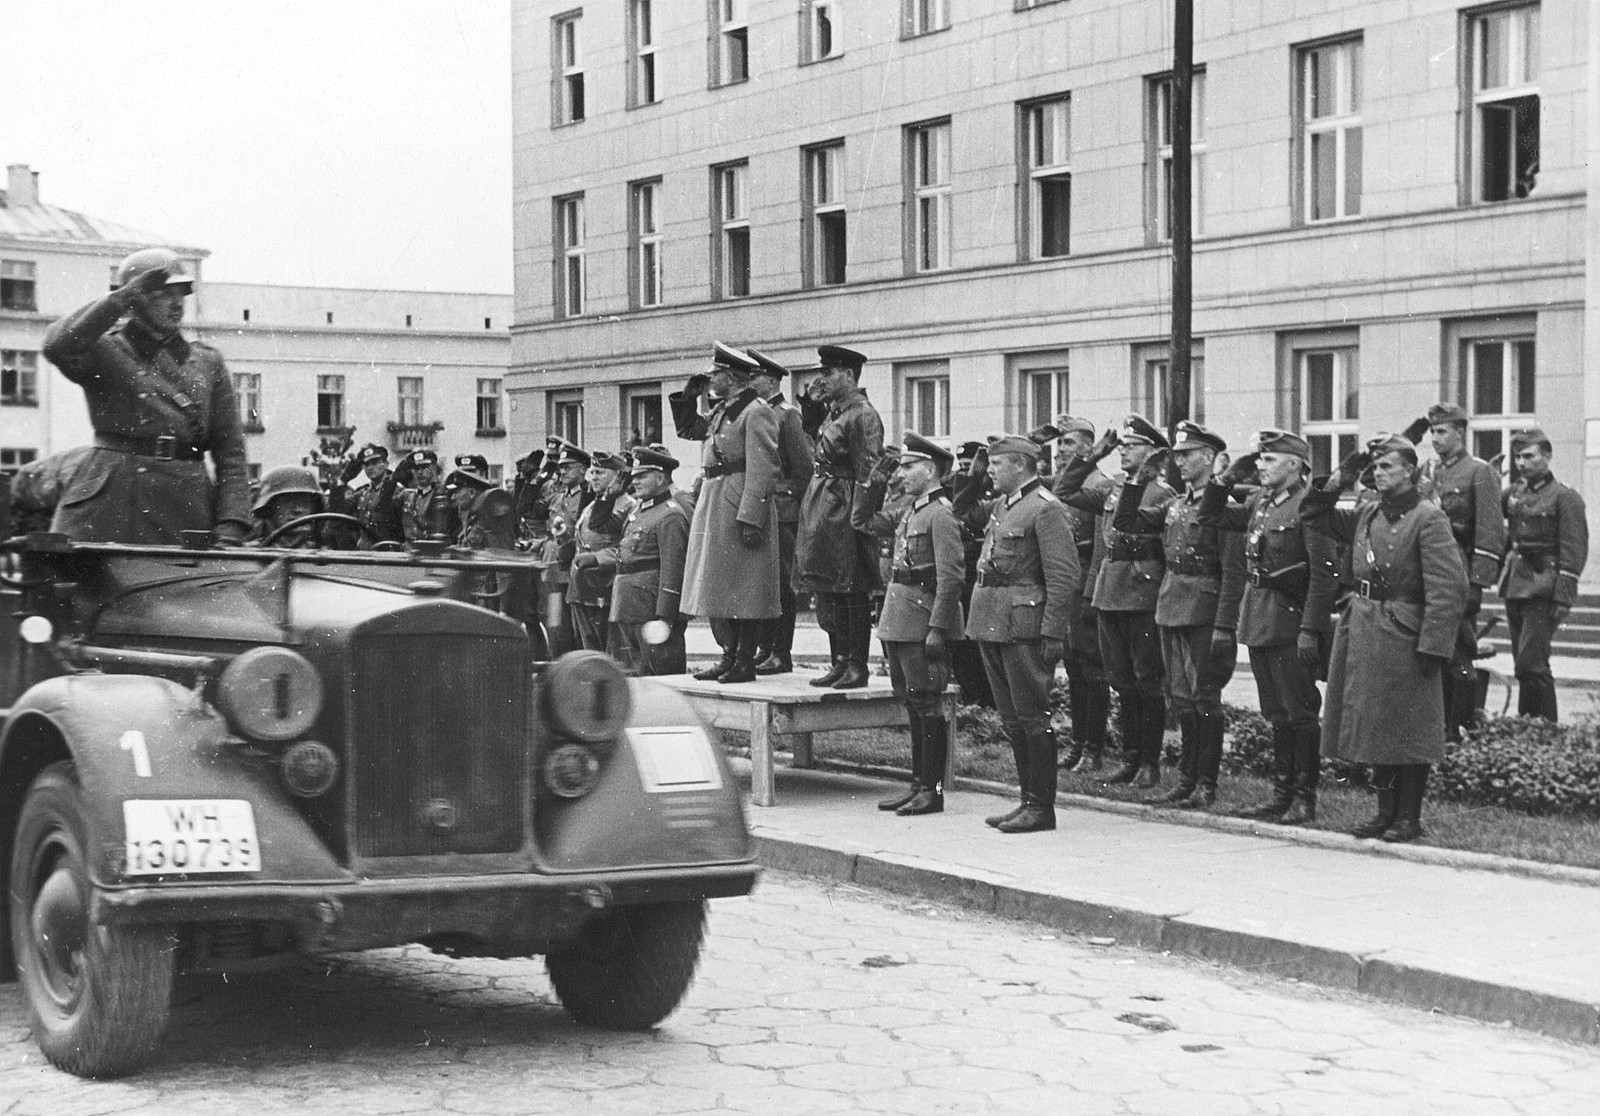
[348,633,528,858]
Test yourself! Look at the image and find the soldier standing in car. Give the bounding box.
[591,447,691,676]
[745,348,815,675]
[41,248,251,545]
[1501,427,1588,721]
[1199,431,1338,824]
[565,451,635,652]
[1113,422,1245,808]
[1416,402,1506,738]
[854,433,966,816]
[399,449,460,542]
[1051,417,1115,771]
[794,344,885,690]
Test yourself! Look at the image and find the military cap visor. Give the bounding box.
[988,435,1043,461]
[745,347,790,379]
[1366,434,1417,460]
[956,440,986,459]
[590,450,626,472]
[899,432,954,471]
[1427,402,1470,426]
[555,445,592,467]
[453,453,489,474]
[816,344,867,372]
[711,340,758,373]
[358,445,389,464]
[1256,429,1312,460]
[631,447,679,474]
[444,468,495,491]
[408,449,439,467]
[1119,414,1170,449]
[1171,421,1226,454]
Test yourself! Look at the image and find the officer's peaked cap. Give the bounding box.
[1120,414,1170,449]
[358,443,389,464]
[590,450,626,472]
[408,449,439,468]
[1171,421,1226,454]
[900,432,954,474]
[745,347,789,379]
[711,340,758,374]
[453,453,490,475]
[554,443,591,467]
[817,344,867,373]
[631,447,679,474]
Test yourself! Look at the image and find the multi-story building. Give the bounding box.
[510,0,1600,575]
[2,164,514,488]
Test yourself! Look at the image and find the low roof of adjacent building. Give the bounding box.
[0,163,204,255]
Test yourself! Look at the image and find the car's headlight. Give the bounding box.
[215,646,324,742]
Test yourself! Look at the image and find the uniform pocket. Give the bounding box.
[57,458,114,509]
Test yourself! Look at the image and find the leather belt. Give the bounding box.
[94,432,204,462]
[891,568,937,588]
[1354,579,1418,604]
[1108,539,1161,561]
[1167,561,1217,577]
[618,557,660,574]
[975,572,1045,589]
[813,465,854,481]
[701,461,746,478]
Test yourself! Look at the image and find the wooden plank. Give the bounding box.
[771,699,909,735]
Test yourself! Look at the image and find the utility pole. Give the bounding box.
[1168,0,1194,442]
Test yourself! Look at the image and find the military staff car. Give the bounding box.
[0,529,757,1077]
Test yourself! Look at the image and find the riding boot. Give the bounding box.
[1177,711,1223,809]
[1072,682,1108,770]
[1102,692,1142,784]
[1382,765,1429,843]
[694,646,736,681]
[1350,764,1400,838]
[1133,695,1166,789]
[898,715,947,815]
[717,621,760,684]
[880,711,923,811]
[1059,679,1088,770]
[1234,722,1294,820]
[811,627,847,687]
[1151,711,1198,804]
[757,608,796,674]
[1278,723,1321,825]
[998,726,1057,832]
[831,595,871,689]
[987,729,1031,827]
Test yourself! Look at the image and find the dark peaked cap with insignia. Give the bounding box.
[899,432,954,474]
[1171,421,1226,454]
[590,450,627,471]
[817,344,867,374]
[553,442,591,467]
[1120,414,1170,449]
[711,340,757,373]
[631,447,679,474]
[745,347,789,379]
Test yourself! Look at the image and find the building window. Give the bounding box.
[1019,361,1070,434]
[800,0,839,63]
[902,0,949,38]
[907,119,952,273]
[1,447,38,479]
[1134,343,1206,430]
[899,362,950,438]
[552,11,585,126]
[626,384,663,447]
[233,373,263,431]
[713,162,751,299]
[397,376,425,426]
[1148,70,1207,243]
[1464,334,1537,463]
[803,142,847,287]
[630,179,664,308]
[1294,347,1360,476]
[2,350,38,406]
[1469,3,1540,202]
[317,374,346,429]
[476,378,504,433]
[628,0,659,107]
[550,391,585,445]
[554,193,586,317]
[711,0,749,86]
[1,260,37,311]
[1020,95,1071,259]
[1298,37,1362,222]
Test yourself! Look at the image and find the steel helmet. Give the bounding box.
[112,247,194,291]
[253,466,326,515]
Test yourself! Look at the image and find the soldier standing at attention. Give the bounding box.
[565,451,635,652]
[681,343,783,684]
[349,444,406,548]
[1199,431,1338,824]
[1302,434,1468,843]
[963,436,1078,833]
[1051,417,1115,771]
[585,448,690,676]
[1416,403,1506,737]
[1055,416,1175,788]
[794,345,885,690]
[42,248,251,544]
[854,434,966,816]
[399,449,459,542]
[1501,428,1589,721]
[745,348,816,675]
[948,442,995,708]
[1113,422,1245,808]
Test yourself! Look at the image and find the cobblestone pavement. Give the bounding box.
[3,872,1599,1115]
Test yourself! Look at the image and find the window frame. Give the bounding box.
[799,0,841,65]
[1294,346,1361,477]
[802,141,847,288]
[629,178,665,309]
[1458,326,1537,465]
[897,361,951,440]
[476,377,505,435]
[316,373,346,430]
[549,391,586,446]
[1,260,38,312]
[902,0,950,38]
[1,447,39,479]
[1132,341,1206,430]
[1296,35,1364,224]
[711,161,752,300]
[233,372,264,432]
[397,375,425,426]
[1465,2,1541,203]
[905,118,953,275]
[1,349,39,407]
[551,10,585,127]
[554,193,586,318]
[624,383,664,448]
[627,0,660,108]
[710,0,750,87]
[1019,94,1072,261]
[1147,69,1207,244]
[1016,359,1070,435]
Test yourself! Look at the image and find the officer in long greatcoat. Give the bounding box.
[42,248,251,545]
[1303,434,1468,842]
[1500,427,1589,721]
[1199,430,1338,824]
[1051,417,1114,771]
[590,448,690,676]
[794,344,885,690]
[681,342,783,684]
[1417,402,1506,737]
[854,433,966,817]
[963,435,1078,833]
[1113,421,1246,809]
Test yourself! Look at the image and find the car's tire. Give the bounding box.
[546,899,707,1030]
[9,762,176,1078]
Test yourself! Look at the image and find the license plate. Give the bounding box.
[122,800,262,876]
[628,727,723,793]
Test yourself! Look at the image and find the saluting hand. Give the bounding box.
[1088,428,1120,464]
[1218,452,1259,489]
[1133,448,1169,486]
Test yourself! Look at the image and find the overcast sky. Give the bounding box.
[5,0,513,294]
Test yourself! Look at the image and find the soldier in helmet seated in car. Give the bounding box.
[249,466,327,548]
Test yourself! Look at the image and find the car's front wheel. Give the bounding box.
[9,762,176,1078]
[545,899,706,1030]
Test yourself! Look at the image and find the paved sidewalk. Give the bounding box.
[732,760,1600,1046]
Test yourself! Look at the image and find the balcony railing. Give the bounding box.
[387,420,444,449]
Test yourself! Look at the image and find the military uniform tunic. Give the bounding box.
[1419,451,1506,588]
[794,389,884,593]
[567,489,636,651]
[1500,472,1589,718]
[401,482,459,542]
[602,490,690,675]
[42,290,251,543]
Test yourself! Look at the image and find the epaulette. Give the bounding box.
[1036,488,1059,502]
[937,495,951,507]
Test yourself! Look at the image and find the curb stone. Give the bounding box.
[752,833,1600,1046]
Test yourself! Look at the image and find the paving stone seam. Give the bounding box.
[753,834,1600,1048]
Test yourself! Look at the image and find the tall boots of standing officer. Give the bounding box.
[879,711,924,811]
[1383,764,1429,842]
[985,720,1032,829]
[1350,764,1400,838]
[716,620,763,684]
[810,595,847,687]
[1061,678,1109,771]
[831,592,872,689]
[1102,691,1142,783]
[1234,722,1296,820]
[1150,711,1201,805]
[1278,722,1321,825]
[997,725,1058,833]
[695,617,739,680]
[895,713,948,816]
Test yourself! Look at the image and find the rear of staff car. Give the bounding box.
[0,530,757,1077]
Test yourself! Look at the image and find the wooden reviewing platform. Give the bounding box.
[655,672,959,807]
